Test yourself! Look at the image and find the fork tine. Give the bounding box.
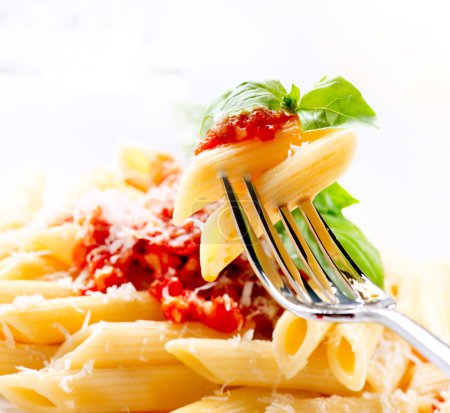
[242,175,312,304]
[219,174,297,305]
[300,199,385,300]
[278,205,338,304]
[298,200,359,300]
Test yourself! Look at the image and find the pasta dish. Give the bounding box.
[0,77,448,412]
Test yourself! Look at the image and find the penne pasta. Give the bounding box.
[165,338,354,395]
[0,365,217,413]
[397,261,450,343]
[0,229,25,261]
[0,101,445,413]
[118,143,180,191]
[0,172,45,231]
[366,330,412,393]
[53,321,230,368]
[264,391,419,413]
[0,252,66,281]
[175,386,419,413]
[172,387,272,413]
[0,342,57,375]
[326,323,384,391]
[173,120,302,225]
[199,129,357,281]
[0,397,23,413]
[0,287,163,344]
[0,280,75,304]
[272,311,332,378]
[172,387,316,413]
[435,394,450,413]
[25,223,80,267]
[408,362,450,410]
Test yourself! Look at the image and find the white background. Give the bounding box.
[0,0,449,260]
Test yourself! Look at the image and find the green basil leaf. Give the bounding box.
[281,84,301,113]
[313,182,359,215]
[298,76,378,131]
[321,213,384,288]
[200,80,289,137]
[275,182,384,288]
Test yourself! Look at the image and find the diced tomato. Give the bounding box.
[194,108,297,155]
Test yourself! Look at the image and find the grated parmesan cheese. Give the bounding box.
[11,294,46,311]
[42,271,73,283]
[81,310,91,331]
[105,283,137,301]
[192,282,218,296]
[58,359,95,394]
[239,281,254,307]
[241,329,255,342]
[222,294,232,312]
[51,322,72,342]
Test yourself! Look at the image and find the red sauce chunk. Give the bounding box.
[195,107,297,155]
[71,158,281,338]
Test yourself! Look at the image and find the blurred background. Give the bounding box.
[0,0,449,260]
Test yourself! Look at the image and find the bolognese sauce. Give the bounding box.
[194,108,297,155]
[71,158,281,338]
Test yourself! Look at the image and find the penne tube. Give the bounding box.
[0,253,66,281]
[0,342,57,375]
[264,391,419,413]
[200,129,357,281]
[0,280,75,304]
[272,311,332,379]
[0,365,217,413]
[408,362,450,407]
[118,143,179,191]
[173,120,302,225]
[172,387,316,413]
[326,323,384,392]
[366,330,412,393]
[0,172,45,231]
[0,229,25,261]
[172,387,272,413]
[0,288,163,344]
[53,321,230,368]
[397,261,450,343]
[25,224,80,267]
[165,338,354,395]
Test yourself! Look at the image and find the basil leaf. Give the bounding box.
[321,213,384,288]
[275,183,384,288]
[200,80,289,137]
[281,84,301,113]
[298,76,378,131]
[313,182,359,215]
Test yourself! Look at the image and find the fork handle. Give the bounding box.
[370,308,450,376]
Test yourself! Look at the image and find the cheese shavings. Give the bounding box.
[58,360,95,394]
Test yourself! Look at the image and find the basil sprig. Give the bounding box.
[200,76,377,136]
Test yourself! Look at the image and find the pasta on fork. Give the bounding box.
[0,77,448,412]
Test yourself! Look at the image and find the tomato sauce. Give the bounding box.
[194,108,297,155]
[72,162,281,338]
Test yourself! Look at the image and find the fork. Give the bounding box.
[219,173,450,376]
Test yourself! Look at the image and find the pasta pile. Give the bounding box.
[0,144,448,413]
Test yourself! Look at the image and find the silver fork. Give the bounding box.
[220,173,450,376]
